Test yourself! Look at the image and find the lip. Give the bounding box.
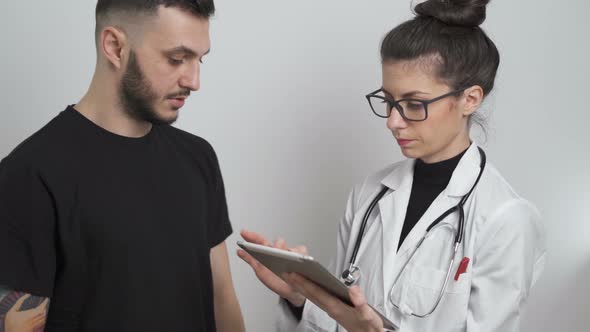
[168,97,186,109]
[396,138,414,147]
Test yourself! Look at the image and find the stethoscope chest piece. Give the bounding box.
[340,147,487,317]
[341,264,361,286]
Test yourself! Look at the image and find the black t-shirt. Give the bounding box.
[0,106,233,331]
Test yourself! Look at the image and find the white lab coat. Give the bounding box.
[276,143,546,332]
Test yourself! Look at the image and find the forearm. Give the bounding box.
[213,287,245,332]
[0,285,50,332]
[210,242,245,332]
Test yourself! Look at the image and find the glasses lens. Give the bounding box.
[398,100,427,121]
[368,93,391,118]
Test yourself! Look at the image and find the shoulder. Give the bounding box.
[474,162,535,216]
[471,162,545,250]
[1,111,71,173]
[158,125,216,154]
[156,125,220,167]
[155,126,224,185]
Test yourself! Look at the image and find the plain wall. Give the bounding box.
[0,1,588,331]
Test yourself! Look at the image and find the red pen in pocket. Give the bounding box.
[454,257,470,281]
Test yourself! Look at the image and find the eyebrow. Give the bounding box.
[163,46,210,58]
[382,88,430,99]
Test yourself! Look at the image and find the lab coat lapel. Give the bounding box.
[379,160,414,294]
[396,144,483,255]
[445,143,482,198]
[380,144,483,289]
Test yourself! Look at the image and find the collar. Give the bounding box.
[380,143,484,197]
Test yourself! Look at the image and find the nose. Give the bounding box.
[179,62,200,91]
[387,106,408,131]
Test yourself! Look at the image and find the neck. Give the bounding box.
[421,132,471,164]
[75,71,152,138]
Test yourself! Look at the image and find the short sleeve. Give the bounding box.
[0,156,57,297]
[204,145,233,249]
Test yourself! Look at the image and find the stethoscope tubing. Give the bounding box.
[341,147,487,297]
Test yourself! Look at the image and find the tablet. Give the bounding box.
[237,240,398,331]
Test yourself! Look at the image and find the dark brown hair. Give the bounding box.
[96,0,215,20]
[381,0,499,97]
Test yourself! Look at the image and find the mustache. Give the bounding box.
[166,90,191,99]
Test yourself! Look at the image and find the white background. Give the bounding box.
[0,1,588,331]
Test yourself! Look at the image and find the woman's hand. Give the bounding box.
[237,229,307,307]
[284,273,384,332]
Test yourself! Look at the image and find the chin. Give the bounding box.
[149,113,177,125]
[154,107,180,124]
[161,114,179,125]
[399,147,424,160]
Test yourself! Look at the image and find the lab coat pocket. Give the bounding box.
[406,264,470,294]
[403,264,447,315]
[401,264,471,330]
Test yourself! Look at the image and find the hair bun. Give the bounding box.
[414,0,490,27]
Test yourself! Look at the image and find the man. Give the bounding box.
[0,1,245,331]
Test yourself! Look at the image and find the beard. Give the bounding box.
[119,50,176,125]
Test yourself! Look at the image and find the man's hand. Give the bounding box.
[237,229,306,307]
[3,293,49,332]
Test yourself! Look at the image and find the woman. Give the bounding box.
[238,0,546,331]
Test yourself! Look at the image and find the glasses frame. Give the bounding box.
[365,88,466,121]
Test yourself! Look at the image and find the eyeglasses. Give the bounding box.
[365,88,465,121]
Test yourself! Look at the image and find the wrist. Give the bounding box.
[286,294,306,307]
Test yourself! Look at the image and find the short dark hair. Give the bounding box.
[380,0,499,97]
[96,0,215,20]
[95,0,215,45]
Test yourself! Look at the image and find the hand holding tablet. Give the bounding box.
[237,231,398,331]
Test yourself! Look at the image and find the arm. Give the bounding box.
[466,199,546,332]
[210,241,245,332]
[0,286,50,332]
[0,158,57,332]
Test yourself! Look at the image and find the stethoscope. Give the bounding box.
[341,147,486,317]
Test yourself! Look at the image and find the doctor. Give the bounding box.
[238,0,546,331]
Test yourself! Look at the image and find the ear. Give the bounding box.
[461,85,484,117]
[100,26,129,70]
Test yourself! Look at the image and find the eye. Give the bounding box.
[405,101,424,111]
[169,58,184,65]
